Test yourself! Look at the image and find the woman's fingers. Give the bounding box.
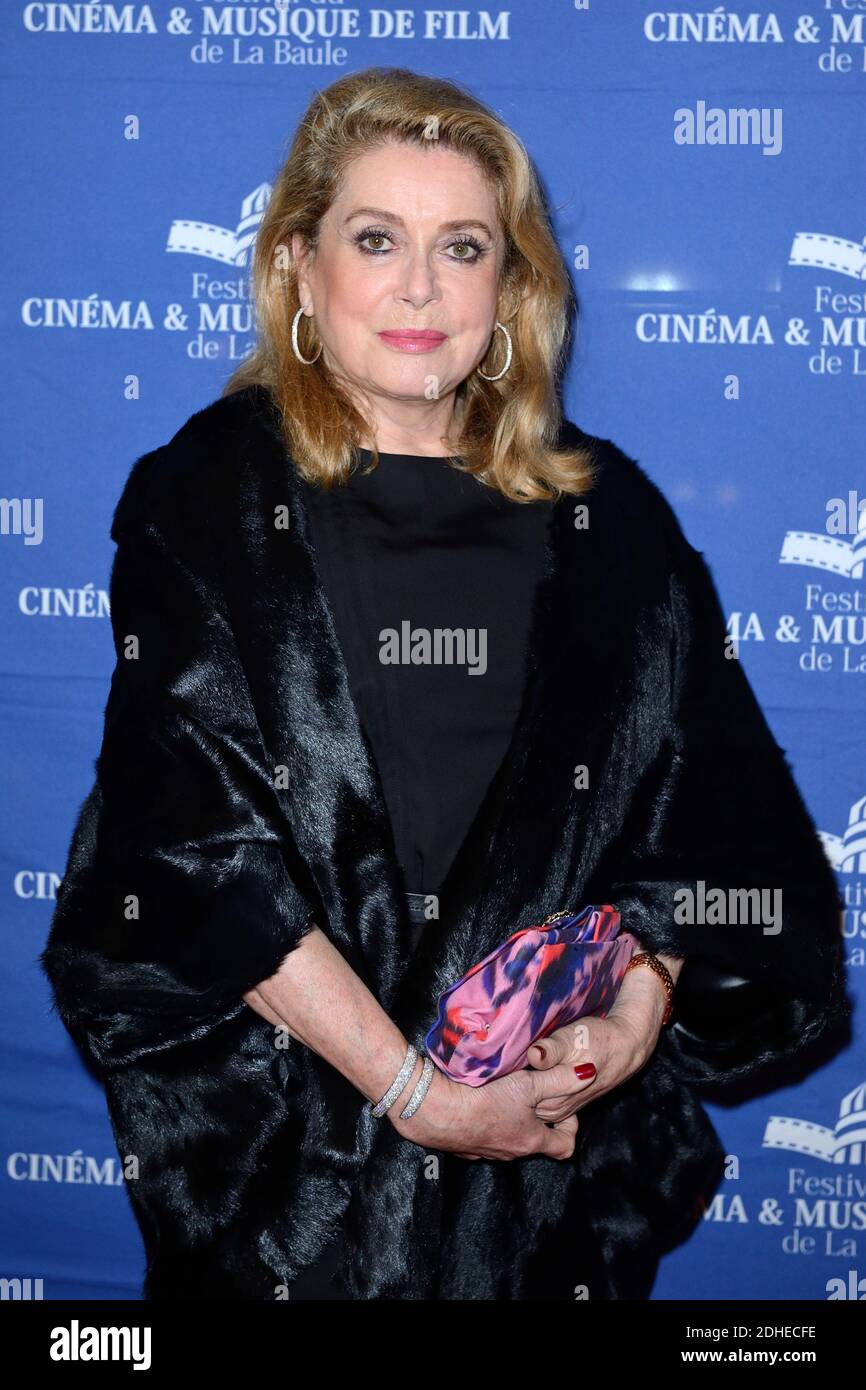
[526,1018,597,1070]
[528,1058,598,1108]
[527,1056,599,1123]
[537,1109,579,1158]
[444,1062,593,1164]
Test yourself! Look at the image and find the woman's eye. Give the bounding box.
[353,230,486,261]
[351,229,392,255]
[448,241,478,261]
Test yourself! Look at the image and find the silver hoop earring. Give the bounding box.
[292,306,322,365]
[477,320,512,381]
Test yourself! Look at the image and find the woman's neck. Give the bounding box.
[361,398,465,457]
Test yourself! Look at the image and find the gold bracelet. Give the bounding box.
[623,951,674,1027]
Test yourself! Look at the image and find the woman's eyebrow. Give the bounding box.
[343,206,494,237]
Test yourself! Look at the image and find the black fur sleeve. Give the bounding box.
[600,492,850,1093]
[40,449,318,1074]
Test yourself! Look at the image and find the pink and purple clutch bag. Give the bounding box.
[424,905,638,1085]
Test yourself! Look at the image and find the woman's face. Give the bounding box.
[292,142,505,431]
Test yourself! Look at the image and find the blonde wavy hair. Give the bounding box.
[224,66,597,503]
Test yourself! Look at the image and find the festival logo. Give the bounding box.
[771,496,866,675]
[701,1086,866,1282]
[763,1082,866,1166]
[819,794,866,969]
[21,184,271,362]
[166,183,269,267]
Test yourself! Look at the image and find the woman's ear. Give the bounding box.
[291,232,313,307]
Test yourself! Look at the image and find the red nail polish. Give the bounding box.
[573,1063,596,1078]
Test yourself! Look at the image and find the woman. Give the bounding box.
[41,67,848,1301]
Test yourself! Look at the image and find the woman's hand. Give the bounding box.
[525,958,675,1123]
[388,1056,598,1161]
[390,958,680,1158]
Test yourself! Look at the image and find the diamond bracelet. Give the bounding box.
[399,1053,435,1120]
[369,1043,418,1118]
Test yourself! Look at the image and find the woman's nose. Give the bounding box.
[396,251,441,303]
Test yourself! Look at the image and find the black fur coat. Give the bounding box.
[41,384,849,1300]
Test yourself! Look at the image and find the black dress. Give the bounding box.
[289,445,553,1298]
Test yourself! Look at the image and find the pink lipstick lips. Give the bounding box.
[377,329,447,353]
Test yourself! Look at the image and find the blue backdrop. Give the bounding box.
[2,1,863,1301]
